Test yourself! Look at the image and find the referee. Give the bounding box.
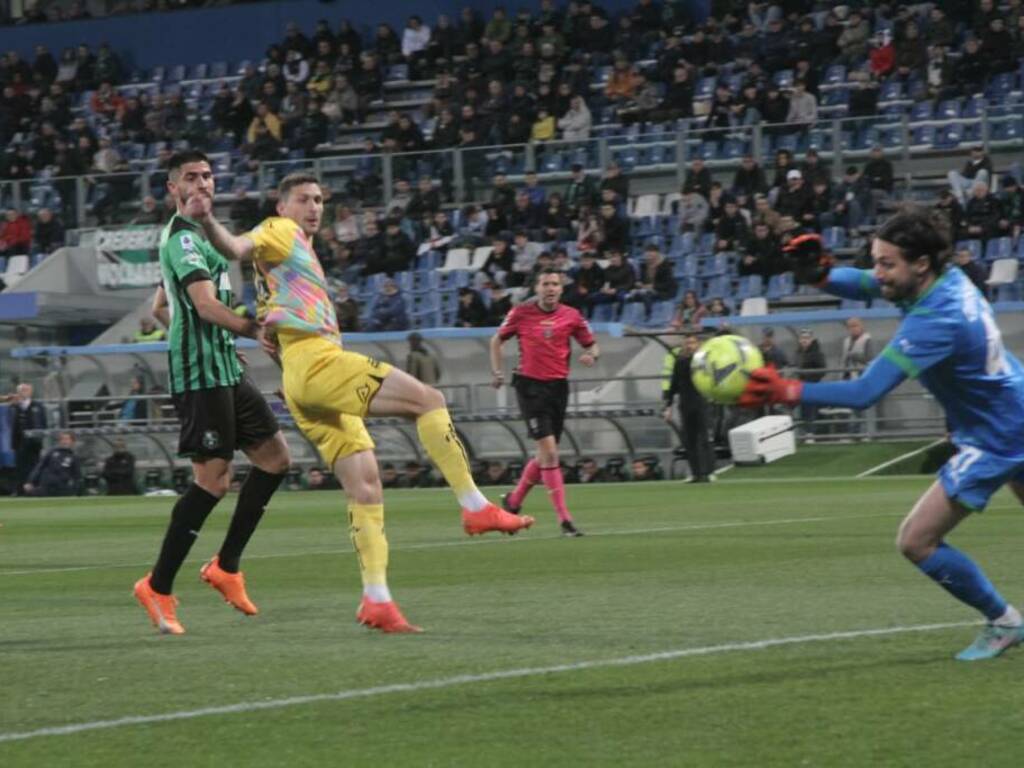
[490,268,600,536]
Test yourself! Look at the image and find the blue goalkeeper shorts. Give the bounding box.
[938,445,1024,511]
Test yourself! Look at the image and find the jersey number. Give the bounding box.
[981,307,1008,376]
[947,446,983,485]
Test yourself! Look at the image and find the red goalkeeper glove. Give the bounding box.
[737,367,803,409]
[783,233,833,286]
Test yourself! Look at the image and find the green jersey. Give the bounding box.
[158,213,243,394]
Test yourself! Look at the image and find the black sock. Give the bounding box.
[150,483,221,594]
[217,467,286,573]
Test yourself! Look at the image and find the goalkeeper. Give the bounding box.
[739,207,1024,661]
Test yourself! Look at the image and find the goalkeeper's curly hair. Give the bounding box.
[873,204,953,274]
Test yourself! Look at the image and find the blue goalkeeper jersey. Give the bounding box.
[808,266,1024,458]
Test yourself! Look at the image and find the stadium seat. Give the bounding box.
[695,76,717,100]
[210,61,228,78]
[824,64,846,85]
[766,272,795,299]
[632,194,660,218]
[190,63,208,80]
[735,274,763,299]
[987,259,1020,301]
[910,101,933,122]
[740,297,768,316]
[168,64,186,82]
[469,246,493,271]
[956,239,984,261]
[937,99,962,119]
[822,227,847,251]
[984,237,1013,262]
[438,248,471,272]
[879,81,903,102]
[773,70,794,89]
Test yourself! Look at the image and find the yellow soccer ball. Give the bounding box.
[690,334,764,404]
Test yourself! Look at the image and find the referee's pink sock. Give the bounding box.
[507,458,542,509]
[540,465,571,523]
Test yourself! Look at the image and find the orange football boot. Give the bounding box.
[200,556,259,616]
[133,574,185,635]
[356,597,423,633]
[462,503,535,536]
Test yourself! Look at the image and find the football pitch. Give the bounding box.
[3,461,1024,766]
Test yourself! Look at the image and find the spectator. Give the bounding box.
[531,106,556,142]
[671,290,707,331]
[715,197,749,252]
[997,175,1024,240]
[828,167,868,230]
[0,208,32,255]
[948,147,993,205]
[678,190,710,234]
[600,162,630,206]
[133,317,165,343]
[576,457,605,483]
[568,251,604,316]
[683,157,712,199]
[332,281,361,332]
[456,286,488,327]
[869,33,895,78]
[405,332,441,384]
[484,281,513,326]
[837,9,871,64]
[863,145,895,215]
[962,181,1001,242]
[595,201,627,257]
[795,329,826,436]
[625,245,677,321]
[775,170,814,227]
[401,15,431,77]
[663,333,715,483]
[119,375,147,422]
[605,59,641,103]
[557,94,592,141]
[24,431,81,497]
[630,458,661,481]
[840,317,873,380]
[706,297,730,318]
[953,247,988,293]
[785,80,817,132]
[732,155,768,200]
[102,438,137,496]
[590,248,635,319]
[752,194,783,235]
[366,277,408,331]
[740,222,782,279]
[32,208,63,253]
[131,195,163,225]
[759,327,789,369]
[564,163,599,215]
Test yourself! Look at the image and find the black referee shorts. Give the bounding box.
[513,374,569,442]
[171,376,280,460]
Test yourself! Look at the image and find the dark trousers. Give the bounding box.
[681,406,714,479]
[14,441,41,496]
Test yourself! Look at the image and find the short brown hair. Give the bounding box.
[278,172,322,200]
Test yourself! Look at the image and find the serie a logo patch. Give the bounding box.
[201,430,221,450]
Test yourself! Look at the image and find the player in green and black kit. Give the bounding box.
[133,150,291,635]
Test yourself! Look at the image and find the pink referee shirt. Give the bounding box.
[498,300,595,380]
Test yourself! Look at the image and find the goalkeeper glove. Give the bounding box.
[737,367,804,409]
[783,233,833,286]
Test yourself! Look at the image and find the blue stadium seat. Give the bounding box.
[956,240,983,261]
[934,124,963,149]
[879,81,903,101]
[210,61,228,79]
[910,101,933,122]
[911,126,935,147]
[736,274,763,299]
[822,227,847,250]
[386,64,409,81]
[773,69,794,89]
[766,271,795,299]
[591,303,616,322]
[541,151,565,173]
[824,64,846,85]
[963,96,986,119]
[695,76,717,100]
[698,141,720,160]
[168,64,186,82]
[985,237,1013,262]
[698,233,716,253]
[723,139,749,158]
[646,300,676,327]
[937,99,962,119]
[191,63,208,80]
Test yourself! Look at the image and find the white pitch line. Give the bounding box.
[0,511,899,577]
[856,439,947,478]
[0,620,978,744]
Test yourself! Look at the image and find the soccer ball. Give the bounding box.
[690,334,764,404]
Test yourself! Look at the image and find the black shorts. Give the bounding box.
[171,377,280,460]
[513,374,569,442]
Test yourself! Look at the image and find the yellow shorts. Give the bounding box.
[279,333,393,466]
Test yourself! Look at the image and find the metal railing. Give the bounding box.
[3,109,1021,234]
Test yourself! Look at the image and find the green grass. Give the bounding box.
[2,474,1024,767]
[724,440,934,479]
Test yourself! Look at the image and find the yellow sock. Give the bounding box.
[416,408,488,510]
[348,503,389,597]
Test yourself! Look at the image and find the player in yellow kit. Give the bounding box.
[184,173,532,633]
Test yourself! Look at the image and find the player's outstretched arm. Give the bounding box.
[185,279,259,339]
[202,213,256,262]
[822,267,883,302]
[579,342,600,367]
[739,354,906,410]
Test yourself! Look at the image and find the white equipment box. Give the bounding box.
[728,415,796,464]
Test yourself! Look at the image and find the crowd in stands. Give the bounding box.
[0,0,265,26]
[1,1,1024,326]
